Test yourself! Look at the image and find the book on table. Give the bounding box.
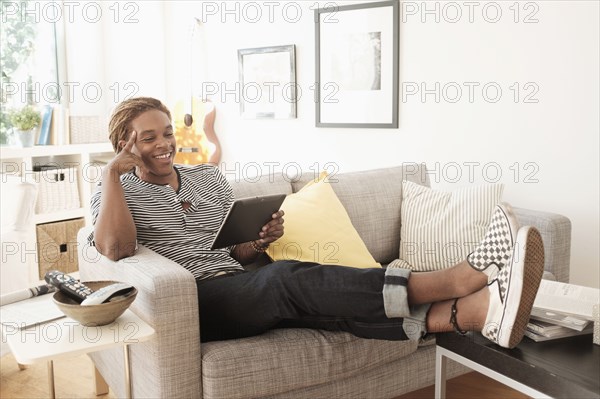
[526,280,599,342]
[529,307,591,331]
[0,284,64,329]
[525,319,594,342]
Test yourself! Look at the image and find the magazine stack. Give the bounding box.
[526,280,599,342]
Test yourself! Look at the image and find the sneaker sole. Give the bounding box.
[506,227,545,348]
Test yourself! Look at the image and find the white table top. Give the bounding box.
[3,309,155,364]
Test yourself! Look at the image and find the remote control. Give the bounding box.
[81,283,134,306]
[44,270,94,303]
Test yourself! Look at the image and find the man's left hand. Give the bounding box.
[256,210,285,247]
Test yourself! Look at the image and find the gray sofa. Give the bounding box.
[77,164,572,398]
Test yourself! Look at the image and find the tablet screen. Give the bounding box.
[210,194,286,250]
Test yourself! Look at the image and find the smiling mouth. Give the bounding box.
[154,152,172,160]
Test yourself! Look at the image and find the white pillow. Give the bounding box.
[399,181,504,271]
[0,176,37,232]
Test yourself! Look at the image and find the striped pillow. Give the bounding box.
[399,181,504,271]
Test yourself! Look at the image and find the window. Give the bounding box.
[1,0,61,144]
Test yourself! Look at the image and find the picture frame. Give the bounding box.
[238,44,297,119]
[315,0,399,128]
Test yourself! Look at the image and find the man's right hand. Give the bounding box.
[105,131,147,180]
[95,130,140,260]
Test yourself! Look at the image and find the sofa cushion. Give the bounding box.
[229,173,293,199]
[267,171,380,268]
[291,164,430,265]
[201,328,419,399]
[399,180,504,271]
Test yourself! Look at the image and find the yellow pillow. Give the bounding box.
[267,172,381,268]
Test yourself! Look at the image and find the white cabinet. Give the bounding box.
[0,143,114,286]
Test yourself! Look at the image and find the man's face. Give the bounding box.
[128,109,177,183]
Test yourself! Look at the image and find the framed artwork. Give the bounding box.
[238,44,297,119]
[315,0,399,128]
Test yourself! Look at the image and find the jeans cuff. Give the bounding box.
[383,267,411,318]
[403,303,431,340]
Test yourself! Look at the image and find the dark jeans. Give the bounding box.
[196,260,427,342]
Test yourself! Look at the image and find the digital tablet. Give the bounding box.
[210,194,287,250]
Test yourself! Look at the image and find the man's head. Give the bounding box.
[109,97,172,153]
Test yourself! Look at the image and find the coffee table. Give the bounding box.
[2,307,154,398]
[435,332,600,399]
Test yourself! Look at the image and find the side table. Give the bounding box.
[435,332,600,399]
[2,308,154,398]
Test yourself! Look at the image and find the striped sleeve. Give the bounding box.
[86,182,102,246]
[90,182,102,225]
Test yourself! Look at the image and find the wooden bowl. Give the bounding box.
[53,281,137,326]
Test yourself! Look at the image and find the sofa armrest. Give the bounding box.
[77,226,202,398]
[513,207,571,283]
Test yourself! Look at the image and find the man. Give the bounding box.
[91,97,544,348]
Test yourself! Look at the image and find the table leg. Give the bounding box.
[123,344,131,399]
[47,360,56,399]
[435,347,447,399]
[436,345,553,399]
[93,365,109,396]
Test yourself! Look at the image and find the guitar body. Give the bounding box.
[173,19,221,165]
[172,97,214,165]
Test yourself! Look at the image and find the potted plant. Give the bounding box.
[8,105,41,147]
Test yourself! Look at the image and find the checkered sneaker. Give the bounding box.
[482,226,545,349]
[496,266,510,300]
[483,266,511,342]
[467,202,519,278]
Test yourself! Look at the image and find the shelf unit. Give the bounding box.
[0,142,114,285]
[1,142,114,223]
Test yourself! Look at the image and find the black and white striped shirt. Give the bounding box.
[90,164,244,280]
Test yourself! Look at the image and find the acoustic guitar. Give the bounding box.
[172,97,220,165]
[172,18,221,165]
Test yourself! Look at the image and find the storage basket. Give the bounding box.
[69,115,108,144]
[36,218,85,279]
[33,167,80,214]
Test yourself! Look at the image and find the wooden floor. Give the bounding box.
[1,352,529,399]
[394,372,530,399]
[0,353,114,399]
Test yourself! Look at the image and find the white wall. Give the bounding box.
[80,1,598,287]
[64,0,167,116]
[159,1,599,287]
